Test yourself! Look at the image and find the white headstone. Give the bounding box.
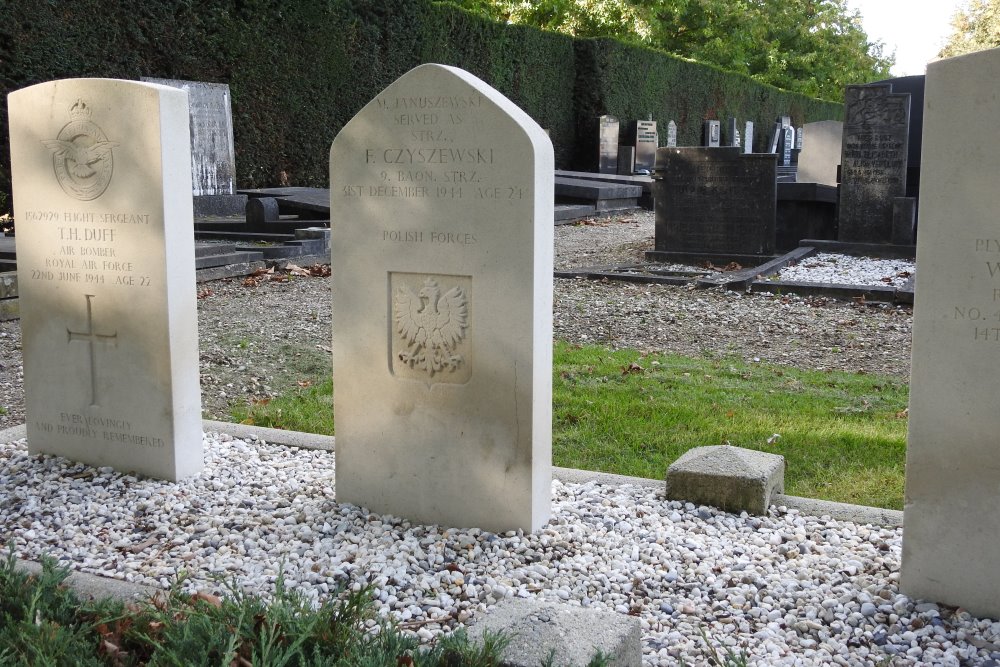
[797,120,843,186]
[903,47,1000,618]
[8,79,202,481]
[329,64,553,532]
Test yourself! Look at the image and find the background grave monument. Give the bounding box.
[8,78,202,481]
[597,115,619,174]
[648,147,777,260]
[141,78,246,217]
[837,83,910,243]
[702,120,721,147]
[329,64,553,532]
[903,47,1000,620]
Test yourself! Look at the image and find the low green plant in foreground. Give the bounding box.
[233,343,908,509]
[0,550,510,666]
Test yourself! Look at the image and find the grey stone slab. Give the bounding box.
[193,194,247,218]
[797,120,843,186]
[14,558,159,603]
[665,445,784,515]
[749,280,899,303]
[554,204,597,223]
[466,598,641,667]
[195,251,265,269]
[554,177,643,200]
[194,243,237,257]
[554,171,653,194]
[195,260,268,283]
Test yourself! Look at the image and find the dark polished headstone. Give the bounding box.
[652,147,777,256]
[874,75,925,199]
[838,84,910,243]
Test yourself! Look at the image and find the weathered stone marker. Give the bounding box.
[8,79,202,481]
[903,48,1000,619]
[329,64,553,532]
[838,84,909,243]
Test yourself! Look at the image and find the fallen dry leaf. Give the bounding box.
[197,288,214,300]
[621,362,644,375]
[191,591,222,608]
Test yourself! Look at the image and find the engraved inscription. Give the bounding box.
[42,100,118,201]
[389,273,472,384]
[67,294,118,406]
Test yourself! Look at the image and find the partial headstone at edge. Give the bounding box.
[903,47,1000,620]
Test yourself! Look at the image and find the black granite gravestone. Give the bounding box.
[838,83,910,243]
[622,120,658,173]
[651,147,777,257]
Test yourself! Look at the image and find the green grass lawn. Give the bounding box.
[233,342,909,510]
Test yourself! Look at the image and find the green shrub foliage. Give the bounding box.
[0,0,842,216]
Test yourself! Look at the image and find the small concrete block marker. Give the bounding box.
[329,64,554,532]
[466,598,641,667]
[665,445,784,515]
[8,79,202,481]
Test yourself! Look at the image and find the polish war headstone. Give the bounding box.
[903,47,1000,619]
[8,79,202,481]
[329,64,554,532]
[837,84,910,243]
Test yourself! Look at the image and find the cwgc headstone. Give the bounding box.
[329,64,553,532]
[702,120,721,147]
[8,79,202,481]
[743,121,754,154]
[141,78,236,197]
[903,47,1000,619]
[838,84,910,243]
[797,120,843,186]
[598,115,620,174]
[666,120,677,148]
[652,147,776,256]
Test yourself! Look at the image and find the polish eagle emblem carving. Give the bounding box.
[393,278,468,377]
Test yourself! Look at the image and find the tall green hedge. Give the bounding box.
[0,0,842,217]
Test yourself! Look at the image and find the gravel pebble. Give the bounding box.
[1,433,996,666]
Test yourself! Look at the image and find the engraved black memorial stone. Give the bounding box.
[652,147,777,256]
[703,120,721,147]
[838,84,910,243]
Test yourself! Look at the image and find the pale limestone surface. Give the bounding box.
[664,445,784,516]
[329,64,553,532]
[903,48,1000,619]
[8,79,202,481]
[796,119,842,186]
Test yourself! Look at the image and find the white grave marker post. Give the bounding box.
[330,64,553,532]
[8,79,202,481]
[903,48,1000,618]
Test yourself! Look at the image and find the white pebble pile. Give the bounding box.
[775,253,915,287]
[2,433,997,666]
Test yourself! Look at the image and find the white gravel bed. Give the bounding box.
[2,433,997,666]
[773,254,915,288]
